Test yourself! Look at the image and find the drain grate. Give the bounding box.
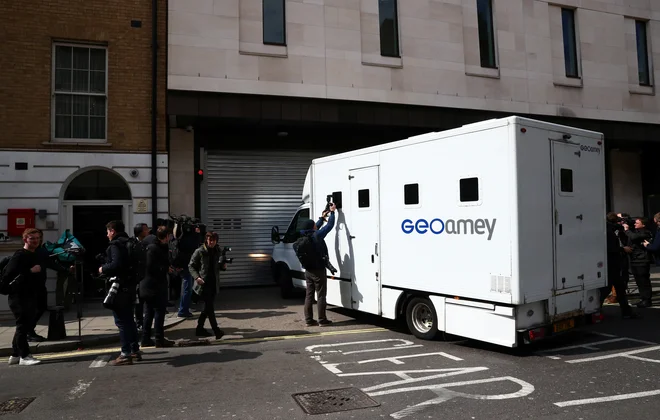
[0,397,36,415]
[292,387,380,415]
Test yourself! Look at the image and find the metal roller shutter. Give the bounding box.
[205,149,328,287]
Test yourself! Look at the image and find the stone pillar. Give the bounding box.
[169,128,195,217]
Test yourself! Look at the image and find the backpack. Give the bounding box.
[0,256,11,295]
[127,237,147,280]
[293,234,320,269]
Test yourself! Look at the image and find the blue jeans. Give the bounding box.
[113,304,139,356]
[178,270,193,316]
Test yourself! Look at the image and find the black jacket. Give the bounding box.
[3,248,40,299]
[101,232,131,283]
[606,222,625,255]
[35,246,69,288]
[625,228,653,266]
[139,236,169,299]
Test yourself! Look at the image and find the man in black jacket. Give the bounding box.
[4,228,43,366]
[140,226,174,347]
[604,213,637,318]
[27,229,73,343]
[99,220,140,366]
[623,217,654,308]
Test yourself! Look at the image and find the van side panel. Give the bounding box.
[379,126,514,304]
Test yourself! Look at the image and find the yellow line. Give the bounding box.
[0,327,387,363]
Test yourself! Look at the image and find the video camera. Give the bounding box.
[618,216,635,227]
[169,214,206,239]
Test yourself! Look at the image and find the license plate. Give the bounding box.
[553,318,575,333]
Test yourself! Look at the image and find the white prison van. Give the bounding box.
[270,116,607,348]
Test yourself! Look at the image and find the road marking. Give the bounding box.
[358,352,464,365]
[0,327,386,363]
[566,345,660,364]
[68,378,94,400]
[89,355,111,368]
[554,389,660,407]
[306,338,415,354]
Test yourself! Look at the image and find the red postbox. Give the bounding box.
[7,208,36,237]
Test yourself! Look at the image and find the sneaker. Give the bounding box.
[8,356,19,366]
[19,356,42,366]
[177,312,194,318]
[306,320,319,327]
[141,339,156,347]
[109,355,133,366]
[155,339,175,348]
[131,351,143,362]
[27,333,46,343]
[318,319,333,327]
[213,329,225,340]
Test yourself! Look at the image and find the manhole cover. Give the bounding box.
[0,397,36,415]
[292,387,380,414]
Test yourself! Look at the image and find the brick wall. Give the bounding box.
[0,0,167,152]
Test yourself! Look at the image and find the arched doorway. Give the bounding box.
[60,168,133,299]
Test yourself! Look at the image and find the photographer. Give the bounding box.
[99,220,141,366]
[140,226,174,347]
[604,213,636,318]
[3,228,43,366]
[188,231,226,339]
[623,217,654,308]
[295,203,336,327]
[170,221,202,319]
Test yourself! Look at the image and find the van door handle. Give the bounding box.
[371,255,374,263]
[559,224,563,235]
[576,214,583,220]
[375,243,378,256]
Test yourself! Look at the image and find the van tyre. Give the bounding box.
[405,297,440,340]
[277,267,295,299]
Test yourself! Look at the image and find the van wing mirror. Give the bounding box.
[271,226,282,244]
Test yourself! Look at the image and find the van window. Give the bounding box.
[560,168,573,193]
[283,208,310,243]
[404,183,419,205]
[358,189,370,208]
[460,177,479,202]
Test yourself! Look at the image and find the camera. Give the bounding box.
[618,216,634,227]
[220,246,233,266]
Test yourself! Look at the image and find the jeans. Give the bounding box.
[113,304,140,356]
[178,270,193,316]
[143,293,167,342]
[304,269,328,323]
[9,297,35,358]
[631,264,652,302]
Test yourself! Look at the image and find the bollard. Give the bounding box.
[47,306,67,341]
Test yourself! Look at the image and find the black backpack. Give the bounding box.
[127,237,147,280]
[293,234,320,269]
[0,256,11,295]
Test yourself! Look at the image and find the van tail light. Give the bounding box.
[591,313,604,323]
[529,327,546,341]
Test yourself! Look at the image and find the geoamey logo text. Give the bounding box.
[401,218,497,240]
[580,145,600,155]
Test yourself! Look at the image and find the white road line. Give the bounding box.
[358,351,464,364]
[589,332,618,338]
[554,390,660,407]
[342,345,424,355]
[536,337,656,355]
[89,355,111,368]
[566,345,660,364]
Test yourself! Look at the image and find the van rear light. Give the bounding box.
[528,327,546,341]
[591,313,604,323]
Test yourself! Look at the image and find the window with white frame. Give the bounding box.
[53,43,107,141]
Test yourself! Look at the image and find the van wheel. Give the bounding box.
[278,268,295,299]
[405,297,440,340]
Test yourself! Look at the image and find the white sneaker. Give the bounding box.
[19,355,41,366]
[8,356,19,366]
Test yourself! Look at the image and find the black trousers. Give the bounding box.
[9,296,36,358]
[631,264,652,301]
[31,286,47,333]
[143,293,167,342]
[605,254,632,314]
[197,294,218,330]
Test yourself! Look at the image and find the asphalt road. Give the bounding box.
[2,305,660,420]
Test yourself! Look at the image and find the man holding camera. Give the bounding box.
[99,220,141,366]
[295,203,336,327]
